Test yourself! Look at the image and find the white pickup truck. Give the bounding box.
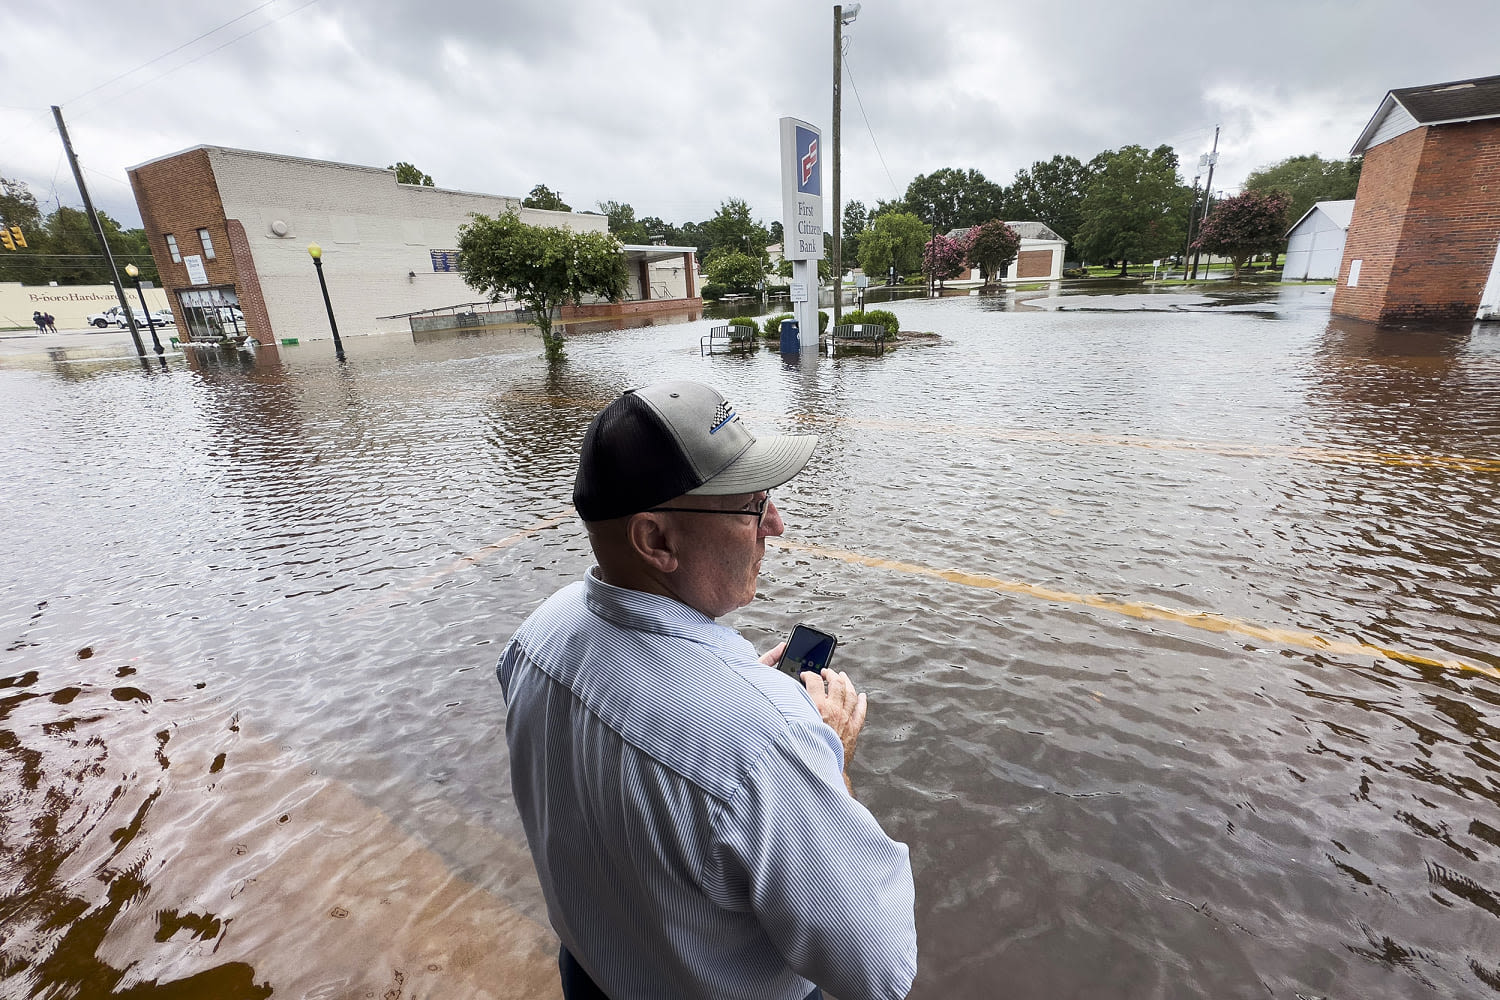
[85,306,175,329]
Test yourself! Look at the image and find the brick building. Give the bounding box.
[127,146,699,345]
[1332,74,1500,325]
[946,222,1068,286]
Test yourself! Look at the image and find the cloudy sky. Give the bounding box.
[3,0,1498,231]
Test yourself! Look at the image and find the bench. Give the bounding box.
[830,323,890,353]
[700,322,757,354]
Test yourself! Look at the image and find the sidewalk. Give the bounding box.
[0,326,178,362]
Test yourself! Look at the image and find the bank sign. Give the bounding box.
[780,117,824,261]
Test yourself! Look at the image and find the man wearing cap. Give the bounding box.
[498,381,917,1000]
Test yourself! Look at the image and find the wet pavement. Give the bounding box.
[3,282,1499,998]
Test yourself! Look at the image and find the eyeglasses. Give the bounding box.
[648,493,773,528]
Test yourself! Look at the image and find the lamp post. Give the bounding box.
[122,263,165,359]
[307,243,346,361]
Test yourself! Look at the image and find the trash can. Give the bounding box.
[779,318,800,354]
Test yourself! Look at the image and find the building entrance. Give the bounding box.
[176,286,246,342]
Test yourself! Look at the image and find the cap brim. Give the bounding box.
[687,432,818,496]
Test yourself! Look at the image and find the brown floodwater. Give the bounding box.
[2,285,1498,998]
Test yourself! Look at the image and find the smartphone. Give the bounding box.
[777,624,839,678]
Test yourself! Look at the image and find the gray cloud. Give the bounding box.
[3,0,1498,232]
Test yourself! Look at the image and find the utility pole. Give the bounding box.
[832,5,859,323]
[1189,125,1219,281]
[53,105,146,359]
[1180,163,1203,279]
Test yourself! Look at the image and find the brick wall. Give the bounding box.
[1017,249,1051,279]
[1333,121,1500,325]
[127,151,266,341]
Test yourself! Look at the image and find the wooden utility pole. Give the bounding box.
[832,5,844,323]
[1190,125,1220,282]
[52,105,146,358]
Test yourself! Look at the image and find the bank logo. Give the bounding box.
[796,126,820,196]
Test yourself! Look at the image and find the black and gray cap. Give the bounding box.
[572,381,818,522]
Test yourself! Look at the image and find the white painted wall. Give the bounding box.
[206,148,607,342]
[1284,205,1351,281]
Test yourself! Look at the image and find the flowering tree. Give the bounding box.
[1193,190,1291,278]
[923,232,968,291]
[964,220,1021,284]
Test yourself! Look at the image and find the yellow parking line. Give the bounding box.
[771,538,1500,679]
[760,413,1500,474]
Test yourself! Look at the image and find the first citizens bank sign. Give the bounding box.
[780,117,824,261]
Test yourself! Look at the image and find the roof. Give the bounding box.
[620,244,697,264]
[1284,199,1356,238]
[946,221,1065,243]
[1351,73,1500,155]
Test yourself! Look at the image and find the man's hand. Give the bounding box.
[801,669,867,766]
[759,642,786,667]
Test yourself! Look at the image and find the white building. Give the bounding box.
[127,146,699,345]
[948,222,1067,285]
[1282,200,1354,281]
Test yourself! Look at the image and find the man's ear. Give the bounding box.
[627,513,679,573]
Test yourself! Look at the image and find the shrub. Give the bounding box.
[818,310,829,335]
[763,312,794,337]
[701,281,727,301]
[859,309,899,337]
[903,274,927,286]
[728,316,760,334]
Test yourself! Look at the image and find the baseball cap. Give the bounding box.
[572,381,818,522]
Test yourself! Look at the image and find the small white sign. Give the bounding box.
[854,274,869,288]
[183,254,209,286]
[789,282,808,303]
[1347,259,1362,287]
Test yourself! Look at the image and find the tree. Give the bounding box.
[637,216,681,246]
[965,220,1021,283]
[1005,155,1090,249]
[457,211,626,363]
[389,162,434,186]
[598,200,650,244]
[857,211,929,281]
[1075,144,1192,273]
[703,249,765,293]
[701,198,770,268]
[1242,154,1362,227]
[841,200,868,265]
[905,167,1006,231]
[522,184,571,212]
[1192,190,1291,278]
[768,220,784,246]
[923,232,967,290]
[0,175,43,283]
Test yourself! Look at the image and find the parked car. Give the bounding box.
[86,306,124,328]
[84,306,176,329]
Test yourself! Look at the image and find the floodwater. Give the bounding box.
[2,284,1498,999]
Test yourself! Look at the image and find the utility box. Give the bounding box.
[779,318,800,354]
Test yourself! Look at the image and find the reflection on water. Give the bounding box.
[3,298,1499,997]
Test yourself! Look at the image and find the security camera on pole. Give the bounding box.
[780,116,824,354]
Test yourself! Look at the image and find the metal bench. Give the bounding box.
[830,323,889,353]
[700,322,758,354]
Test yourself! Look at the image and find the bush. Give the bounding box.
[852,308,894,335]
[763,312,794,338]
[902,274,927,286]
[1062,267,1086,278]
[701,282,728,301]
[819,310,829,335]
[729,316,760,333]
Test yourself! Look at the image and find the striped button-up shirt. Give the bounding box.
[498,570,917,1000]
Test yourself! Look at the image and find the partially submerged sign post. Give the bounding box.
[780,117,823,353]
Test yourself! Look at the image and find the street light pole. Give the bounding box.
[123,263,165,361]
[307,243,346,361]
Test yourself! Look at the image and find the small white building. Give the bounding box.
[1282,200,1354,281]
[948,222,1067,285]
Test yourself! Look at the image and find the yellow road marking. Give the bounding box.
[750,412,1500,474]
[771,538,1500,679]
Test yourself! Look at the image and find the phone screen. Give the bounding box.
[777,624,838,678]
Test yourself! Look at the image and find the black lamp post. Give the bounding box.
[123,263,165,359]
[307,243,346,361]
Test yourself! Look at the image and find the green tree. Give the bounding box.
[1075,145,1192,273]
[0,175,43,283]
[1006,155,1090,248]
[456,211,626,363]
[1193,190,1290,278]
[841,200,867,264]
[636,216,681,246]
[904,168,1006,231]
[389,162,434,186]
[1242,154,1362,227]
[965,220,1022,282]
[522,184,571,212]
[702,198,770,268]
[597,200,650,244]
[703,249,765,293]
[857,211,929,281]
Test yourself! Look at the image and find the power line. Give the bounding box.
[61,0,282,108]
[843,53,902,202]
[71,0,323,118]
